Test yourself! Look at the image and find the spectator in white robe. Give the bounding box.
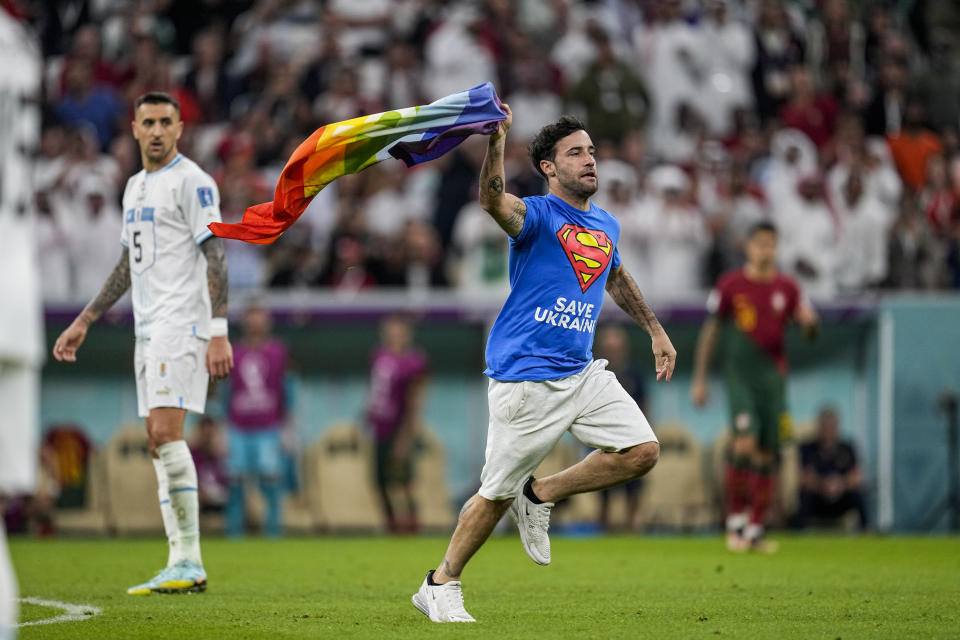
[698,0,756,137]
[423,5,497,101]
[636,0,704,159]
[639,164,711,302]
[34,189,72,303]
[69,175,123,302]
[833,168,891,295]
[762,128,818,205]
[773,174,839,300]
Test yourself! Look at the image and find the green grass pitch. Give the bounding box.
[10,535,960,639]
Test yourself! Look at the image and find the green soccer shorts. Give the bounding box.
[724,369,792,452]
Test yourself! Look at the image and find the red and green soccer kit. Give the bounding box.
[707,269,801,452]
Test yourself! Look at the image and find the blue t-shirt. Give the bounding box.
[484,194,622,381]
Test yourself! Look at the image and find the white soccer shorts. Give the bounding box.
[478,359,657,501]
[134,334,209,418]
[0,360,39,494]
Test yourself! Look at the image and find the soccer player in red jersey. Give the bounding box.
[691,221,818,552]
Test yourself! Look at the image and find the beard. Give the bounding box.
[557,170,599,198]
[145,144,171,162]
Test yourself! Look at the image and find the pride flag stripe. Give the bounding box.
[208,83,506,244]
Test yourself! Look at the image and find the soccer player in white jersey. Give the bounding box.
[53,91,234,595]
[0,5,42,636]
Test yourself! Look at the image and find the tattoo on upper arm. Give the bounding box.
[505,198,527,235]
[487,175,504,196]
[83,249,131,325]
[606,267,659,334]
[201,237,228,318]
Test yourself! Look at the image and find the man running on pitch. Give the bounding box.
[412,107,677,622]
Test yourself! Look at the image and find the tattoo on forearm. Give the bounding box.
[82,249,131,325]
[606,268,660,334]
[487,175,504,196]
[201,237,228,318]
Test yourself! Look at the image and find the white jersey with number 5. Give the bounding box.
[121,154,222,340]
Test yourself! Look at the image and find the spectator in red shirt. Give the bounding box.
[779,65,838,149]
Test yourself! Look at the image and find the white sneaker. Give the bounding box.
[509,488,554,565]
[411,571,476,623]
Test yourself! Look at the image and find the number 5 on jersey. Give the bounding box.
[125,207,156,273]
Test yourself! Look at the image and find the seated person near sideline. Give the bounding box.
[796,407,867,530]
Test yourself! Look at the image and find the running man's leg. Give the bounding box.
[430,376,571,579]
[432,495,513,583]
[529,443,658,503]
[539,362,660,503]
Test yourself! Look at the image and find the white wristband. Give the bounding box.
[210,317,228,337]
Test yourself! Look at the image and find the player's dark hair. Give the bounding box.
[134,91,181,114]
[747,221,778,238]
[529,115,588,178]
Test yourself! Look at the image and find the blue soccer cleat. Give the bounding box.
[126,559,207,595]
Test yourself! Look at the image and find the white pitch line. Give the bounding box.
[16,597,102,627]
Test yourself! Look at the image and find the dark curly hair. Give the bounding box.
[528,115,587,179]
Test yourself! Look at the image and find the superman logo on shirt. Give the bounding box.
[556,224,613,293]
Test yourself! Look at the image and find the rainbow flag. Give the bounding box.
[208,82,506,244]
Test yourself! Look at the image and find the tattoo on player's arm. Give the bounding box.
[81,249,131,326]
[201,237,228,318]
[606,267,662,335]
[505,198,527,236]
[487,175,504,197]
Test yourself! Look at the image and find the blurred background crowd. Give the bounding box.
[30,0,960,304]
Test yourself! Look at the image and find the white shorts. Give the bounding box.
[0,361,39,494]
[478,359,657,501]
[134,334,209,418]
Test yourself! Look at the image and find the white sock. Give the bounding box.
[157,441,202,566]
[726,512,748,533]
[0,522,18,640]
[153,458,181,567]
[743,522,764,542]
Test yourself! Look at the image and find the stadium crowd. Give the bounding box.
[29,0,960,303]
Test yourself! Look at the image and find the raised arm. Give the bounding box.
[52,249,131,362]
[605,265,676,381]
[200,236,233,379]
[478,103,527,238]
